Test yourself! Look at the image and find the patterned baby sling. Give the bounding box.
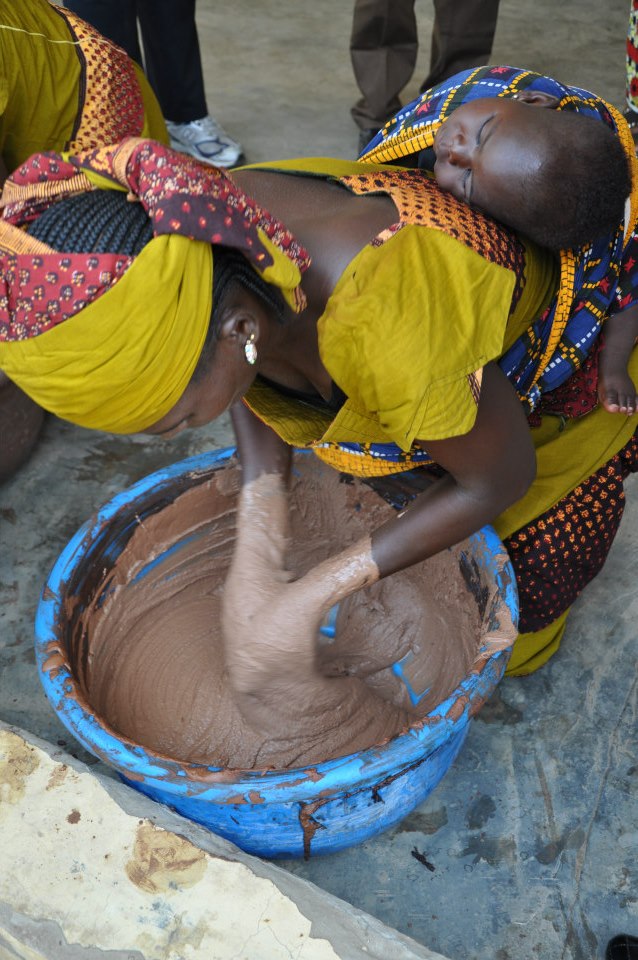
[360,65,638,414]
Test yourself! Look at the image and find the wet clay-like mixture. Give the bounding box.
[70,457,487,770]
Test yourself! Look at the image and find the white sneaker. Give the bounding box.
[165,115,244,168]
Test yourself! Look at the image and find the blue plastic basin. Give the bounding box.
[35,447,518,859]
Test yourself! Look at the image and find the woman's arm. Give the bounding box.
[230,400,292,485]
[224,404,399,742]
[227,362,535,605]
[226,400,293,604]
[223,363,534,713]
[235,360,534,628]
[371,361,536,576]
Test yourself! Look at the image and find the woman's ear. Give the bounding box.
[515,90,560,109]
[216,287,261,349]
[218,310,259,347]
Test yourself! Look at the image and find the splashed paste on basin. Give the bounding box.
[36,448,518,859]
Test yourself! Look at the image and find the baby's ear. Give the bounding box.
[515,91,560,109]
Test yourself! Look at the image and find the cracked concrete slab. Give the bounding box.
[0,722,450,960]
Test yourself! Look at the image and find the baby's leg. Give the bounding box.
[598,309,638,413]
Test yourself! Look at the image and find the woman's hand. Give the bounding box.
[224,402,382,732]
[222,467,379,691]
[221,468,382,736]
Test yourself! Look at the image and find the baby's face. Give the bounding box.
[432,97,549,225]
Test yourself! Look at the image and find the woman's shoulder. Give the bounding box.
[318,225,519,446]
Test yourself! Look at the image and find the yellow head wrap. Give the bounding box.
[0,138,310,433]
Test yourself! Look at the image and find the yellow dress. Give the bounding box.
[241,158,638,674]
[0,0,167,173]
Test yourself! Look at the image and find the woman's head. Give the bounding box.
[0,138,309,436]
[433,93,632,250]
[148,247,287,439]
[27,192,287,438]
[17,188,213,433]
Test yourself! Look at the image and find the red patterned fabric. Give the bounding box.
[505,431,638,632]
[0,140,311,344]
[71,140,311,277]
[0,251,132,342]
[535,337,603,422]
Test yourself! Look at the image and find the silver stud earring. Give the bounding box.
[244,333,258,365]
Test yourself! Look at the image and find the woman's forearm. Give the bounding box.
[371,362,536,578]
[370,469,522,578]
[231,400,292,485]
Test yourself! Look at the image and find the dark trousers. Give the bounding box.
[65,0,207,122]
[350,0,501,130]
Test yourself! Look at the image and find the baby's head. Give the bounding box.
[432,92,632,251]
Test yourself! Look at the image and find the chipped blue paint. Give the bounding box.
[468,526,520,625]
[391,653,431,707]
[129,532,202,586]
[35,447,519,859]
[318,603,340,639]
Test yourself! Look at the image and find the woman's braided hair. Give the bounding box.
[27,190,286,379]
[27,189,154,255]
[211,246,285,323]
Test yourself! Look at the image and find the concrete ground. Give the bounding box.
[1,1,637,958]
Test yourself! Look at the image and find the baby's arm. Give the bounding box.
[598,304,638,413]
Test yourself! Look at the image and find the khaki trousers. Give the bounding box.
[350,0,501,130]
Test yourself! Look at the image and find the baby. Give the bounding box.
[363,83,637,414]
[429,92,637,414]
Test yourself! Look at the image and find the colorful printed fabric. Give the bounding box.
[241,159,543,472]
[360,65,638,414]
[0,139,310,433]
[504,431,638,632]
[0,0,167,173]
[341,168,527,305]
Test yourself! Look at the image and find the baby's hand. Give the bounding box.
[598,369,638,414]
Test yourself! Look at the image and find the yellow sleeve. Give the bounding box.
[0,6,82,170]
[318,226,518,451]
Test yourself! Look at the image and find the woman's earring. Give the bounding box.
[244,333,258,365]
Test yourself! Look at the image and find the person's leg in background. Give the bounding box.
[132,0,243,167]
[66,0,242,167]
[63,0,141,61]
[350,0,418,152]
[420,0,500,91]
[136,0,206,125]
